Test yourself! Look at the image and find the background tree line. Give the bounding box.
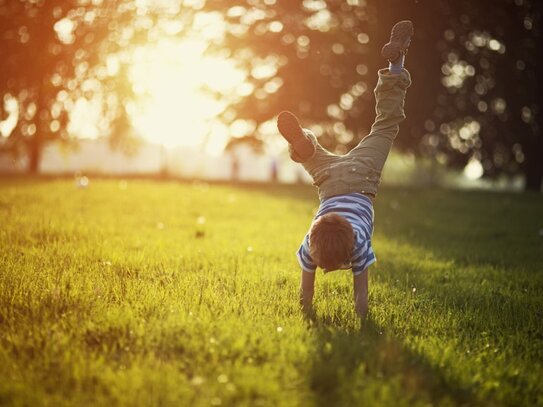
[1,0,541,190]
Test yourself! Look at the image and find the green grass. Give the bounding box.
[0,178,542,406]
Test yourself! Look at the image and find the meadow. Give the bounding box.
[0,178,542,406]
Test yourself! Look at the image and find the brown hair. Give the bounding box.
[309,213,354,270]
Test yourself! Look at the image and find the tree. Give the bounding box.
[0,0,153,173]
[421,0,543,191]
[1,0,100,172]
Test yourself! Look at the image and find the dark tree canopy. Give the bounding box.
[390,0,542,190]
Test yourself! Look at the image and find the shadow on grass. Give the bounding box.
[307,316,474,406]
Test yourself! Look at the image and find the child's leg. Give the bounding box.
[346,21,413,195]
[290,129,338,174]
[278,111,339,183]
[347,68,411,176]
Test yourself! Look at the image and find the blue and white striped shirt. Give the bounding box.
[296,193,376,276]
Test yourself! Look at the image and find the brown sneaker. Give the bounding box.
[277,111,315,160]
[381,20,414,62]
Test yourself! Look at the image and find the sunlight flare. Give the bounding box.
[129,39,246,150]
[464,156,484,180]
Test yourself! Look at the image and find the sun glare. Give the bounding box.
[129,39,246,151]
[464,156,484,180]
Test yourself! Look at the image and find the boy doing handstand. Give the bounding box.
[277,21,413,318]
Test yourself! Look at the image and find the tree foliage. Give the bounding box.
[1,0,541,189]
[0,0,162,171]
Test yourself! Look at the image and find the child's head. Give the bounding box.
[309,213,354,271]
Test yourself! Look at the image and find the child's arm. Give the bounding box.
[299,270,315,312]
[353,270,369,318]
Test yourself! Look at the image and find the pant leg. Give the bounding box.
[348,68,411,177]
[289,128,339,180]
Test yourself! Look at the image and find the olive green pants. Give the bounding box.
[290,68,411,200]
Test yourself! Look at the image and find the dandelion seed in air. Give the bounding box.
[75,175,89,189]
[412,287,417,293]
[276,326,283,333]
[197,216,206,225]
[247,246,253,253]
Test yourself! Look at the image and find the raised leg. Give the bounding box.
[347,68,411,177]
[278,111,339,182]
[347,20,413,184]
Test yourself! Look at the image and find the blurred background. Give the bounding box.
[0,0,541,191]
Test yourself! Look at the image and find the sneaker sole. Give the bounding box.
[277,111,315,159]
[381,20,414,61]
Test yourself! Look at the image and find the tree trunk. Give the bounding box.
[27,134,41,174]
[523,151,543,192]
[524,11,543,193]
[27,84,44,174]
[525,2,543,192]
[525,172,542,192]
[522,122,543,191]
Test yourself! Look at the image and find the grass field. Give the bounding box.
[0,178,542,406]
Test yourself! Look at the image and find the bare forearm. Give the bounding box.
[353,270,369,318]
[299,270,315,311]
[355,292,368,318]
[299,286,314,310]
